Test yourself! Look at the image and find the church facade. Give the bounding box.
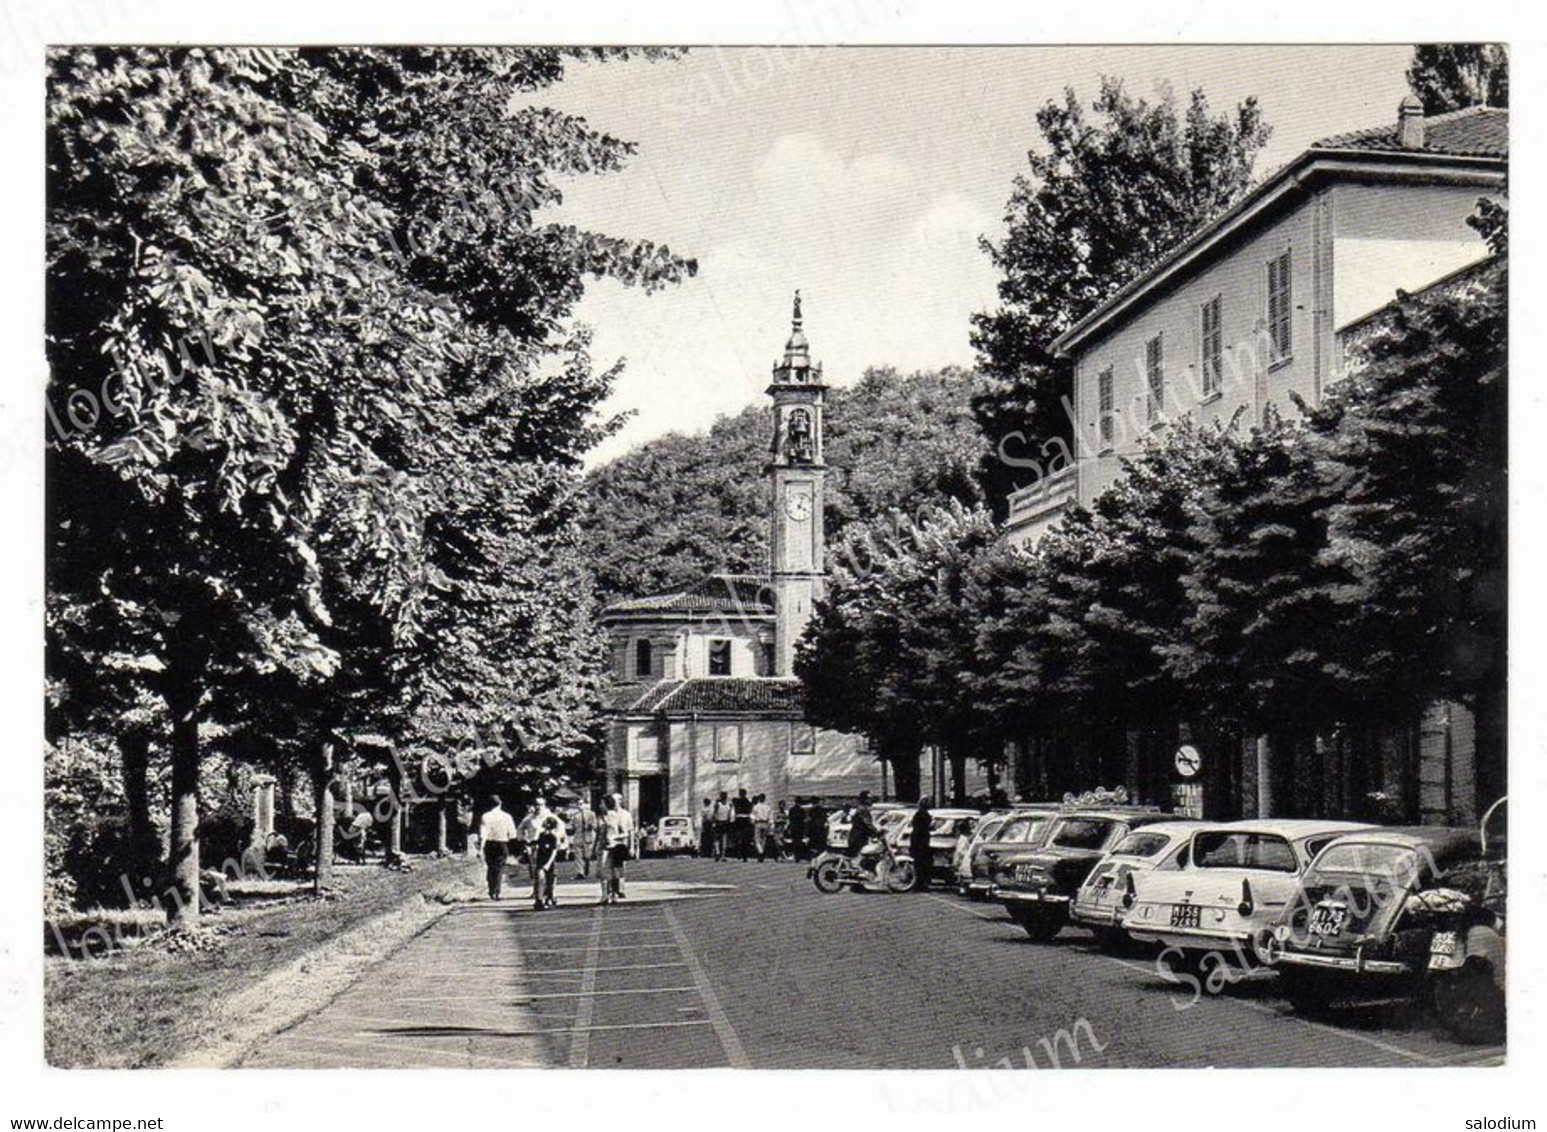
[598,297,882,824]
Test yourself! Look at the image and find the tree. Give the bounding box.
[796,501,999,801]
[46,48,693,917]
[1313,257,1507,800]
[972,80,1271,511]
[582,366,989,603]
[1406,44,1509,115]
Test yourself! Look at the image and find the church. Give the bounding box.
[599,296,882,825]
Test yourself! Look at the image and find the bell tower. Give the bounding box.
[768,291,827,677]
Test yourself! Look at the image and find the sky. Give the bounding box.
[530,46,1416,465]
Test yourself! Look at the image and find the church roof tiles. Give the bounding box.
[601,573,775,619]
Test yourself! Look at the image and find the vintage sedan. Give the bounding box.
[994,808,1171,940]
[1122,819,1371,963]
[1070,821,1204,944]
[961,808,1060,899]
[1261,825,1505,1043]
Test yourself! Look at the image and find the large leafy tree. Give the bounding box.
[971,80,1270,511]
[796,501,999,802]
[46,47,693,916]
[1406,44,1509,115]
[582,365,988,603]
[1313,257,1507,799]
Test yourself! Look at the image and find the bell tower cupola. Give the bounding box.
[767,291,828,677]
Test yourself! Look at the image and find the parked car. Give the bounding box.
[1070,820,1205,944]
[1122,820,1371,965]
[953,810,1012,891]
[961,807,1061,900]
[882,807,981,878]
[641,814,697,856]
[994,808,1171,940]
[1260,823,1506,1043]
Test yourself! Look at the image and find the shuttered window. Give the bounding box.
[1200,295,1223,396]
[1097,367,1114,449]
[1267,249,1292,361]
[1145,334,1164,423]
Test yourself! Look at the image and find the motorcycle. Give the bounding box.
[808,838,917,894]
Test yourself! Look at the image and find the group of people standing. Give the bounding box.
[697,789,833,862]
[475,793,635,909]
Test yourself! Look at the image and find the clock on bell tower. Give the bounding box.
[767,291,827,677]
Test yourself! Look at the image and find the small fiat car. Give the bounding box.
[1262,826,1505,1043]
[962,808,1059,899]
[1122,820,1371,961]
[641,814,697,856]
[994,808,1171,940]
[1070,821,1204,943]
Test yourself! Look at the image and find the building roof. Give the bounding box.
[1051,106,1507,358]
[601,574,775,619]
[1311,105,1508,158]
[606,676,807,718]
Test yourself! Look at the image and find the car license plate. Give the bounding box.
[1308,902,1348,937]
[1170,903,1201,929]
[1429,931,1458,957]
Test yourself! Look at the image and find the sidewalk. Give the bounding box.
[241,879,742,1069]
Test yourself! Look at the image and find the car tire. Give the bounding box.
[1092,925,1131,952]
[1014,909,1063,943]
[1432,962,1505,1045]
[1278,968,1337,1017]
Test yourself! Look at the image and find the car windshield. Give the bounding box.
[1000,816,1049,843]
[932,816,971,835]
[1049,818,1112,850]
[1193,831,1298,872]
[1112,831,1172,858]
[975,817,1008,842]
[1309,842,1424,885]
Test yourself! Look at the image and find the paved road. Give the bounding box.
[245,857,1504,1070]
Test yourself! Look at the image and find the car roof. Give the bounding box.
[1195,819,1373,840]
[1114,820,1204,840]
[1053,808,1168,823]
[1318,826,1481,865]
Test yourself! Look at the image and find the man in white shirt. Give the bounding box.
[751,794,773,862]
[477,796,517,899]
[518,798,568,899]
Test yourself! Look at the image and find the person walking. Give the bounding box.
[751,794,773,862]
[518,796,566,900]
[805,799,828,856]
[572,802,598,880]
[598,795,634,905]
[909,800,934,892]
[710,791,733,861]
[477,795,517,900]
[698,798,715,858]
[731,788,755,862]
[787,799,807,861]
[533,816,561,910]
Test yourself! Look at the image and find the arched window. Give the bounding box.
[635,639,653,678]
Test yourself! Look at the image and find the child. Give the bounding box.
[533,815,560,911]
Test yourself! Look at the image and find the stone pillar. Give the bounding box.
[250,774,277,846]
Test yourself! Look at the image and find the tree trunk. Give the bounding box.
[118,729,156,887]
[385,757,404,858]
[882,740,922,802]
[435,802,449,856]
[165,697,201,923]
[314,740,336,892]
[948,751,968,806]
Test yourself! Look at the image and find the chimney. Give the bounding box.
[1398,94,1426,149]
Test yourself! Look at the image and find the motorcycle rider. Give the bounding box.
[846,791,883,876]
